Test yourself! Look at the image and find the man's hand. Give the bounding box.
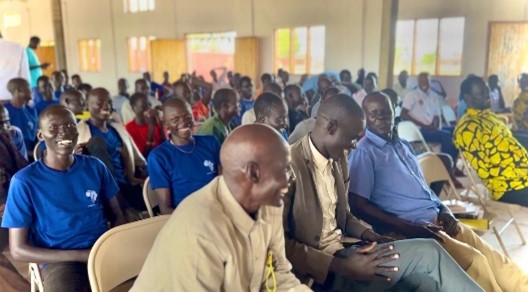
[128,177,145,186]
[406,223,445,242]
[361,229,395,243]
[334,242,399,282]
[74,142,88,154]
[437,212,460,237]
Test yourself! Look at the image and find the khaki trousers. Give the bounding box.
[438,223,528,292]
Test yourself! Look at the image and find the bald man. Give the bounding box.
[2,105,124,291]
[284,94,482,291]
[133,124,310,291]
[77,88,147,212]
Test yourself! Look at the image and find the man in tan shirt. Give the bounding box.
[285,94,482,291]
[132,124,309,291]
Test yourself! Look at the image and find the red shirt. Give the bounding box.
[125,120,165,156]
[192,100,210,122]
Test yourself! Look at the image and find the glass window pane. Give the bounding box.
[129,0,138,13]
[186,32,236,81]
[394,20,414,75]
[292,27,307,75]
[414,18,439,74]
[78,39,101,72]
[309,26,325,74]
[438,17,465,76]
[275,28,291,72]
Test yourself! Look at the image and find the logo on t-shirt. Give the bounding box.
[85,190,98,207]
[204,160,215,174]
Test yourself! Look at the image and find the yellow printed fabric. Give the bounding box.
[454,108,528,200]
[513,92,528,131]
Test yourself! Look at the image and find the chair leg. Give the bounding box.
[509,209,527,245]
[493,226,510,258]
[30,265,36,292]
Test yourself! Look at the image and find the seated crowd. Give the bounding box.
[1,65,528,291]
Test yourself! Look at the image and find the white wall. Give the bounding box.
[398,0,528,104]
[0,0,54,45]
[61,0,385,91]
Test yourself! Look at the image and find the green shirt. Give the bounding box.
[26,48,41,88]
[197,115,232,145]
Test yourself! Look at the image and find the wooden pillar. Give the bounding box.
[50,0,67,70]
[378,0,398,89]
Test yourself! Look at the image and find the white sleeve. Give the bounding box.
[19,48,30,82]
[402,91,416,110]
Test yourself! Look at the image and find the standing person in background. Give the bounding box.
[0,33,30,100]
[488,75,507,113]
[26,36,49,89]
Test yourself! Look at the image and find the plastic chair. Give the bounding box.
[33,140,44,160]
[29,263,44,292]
[142,177,159,218]
[441,105,457,126]
[427,153,526,257]
[398,121,431,151]
[88,215,170,292]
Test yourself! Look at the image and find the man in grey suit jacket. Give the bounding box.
[283,94,482,291]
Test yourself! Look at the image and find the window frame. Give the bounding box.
[394,17,465,76]
[78,38,102,73]
[127,36,155,73]
[273,25,325,75]
[123,0,155,13]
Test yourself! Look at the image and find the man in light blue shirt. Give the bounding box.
[348,91,528,291]
[26,36,49,88]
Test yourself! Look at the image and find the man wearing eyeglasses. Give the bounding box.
[284,94,482,291]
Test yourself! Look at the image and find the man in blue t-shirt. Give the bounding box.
[2,105,124,291]
[4,78,38,151]
[148,98,220,214]
[78,88,147,212]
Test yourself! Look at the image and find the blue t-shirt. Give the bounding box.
[54,89,64,101]
[348,129,441,234]
[1,154,118,250]
[26,48,41,88]
[87,121,127,184]
[9,126,27,160]
[4,103,38,149]
[35,99,59,116]
[147,135,221,206]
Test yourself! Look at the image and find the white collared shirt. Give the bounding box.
[308,137,342,254]
[402,88,441,127]
[0,39,30,100]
